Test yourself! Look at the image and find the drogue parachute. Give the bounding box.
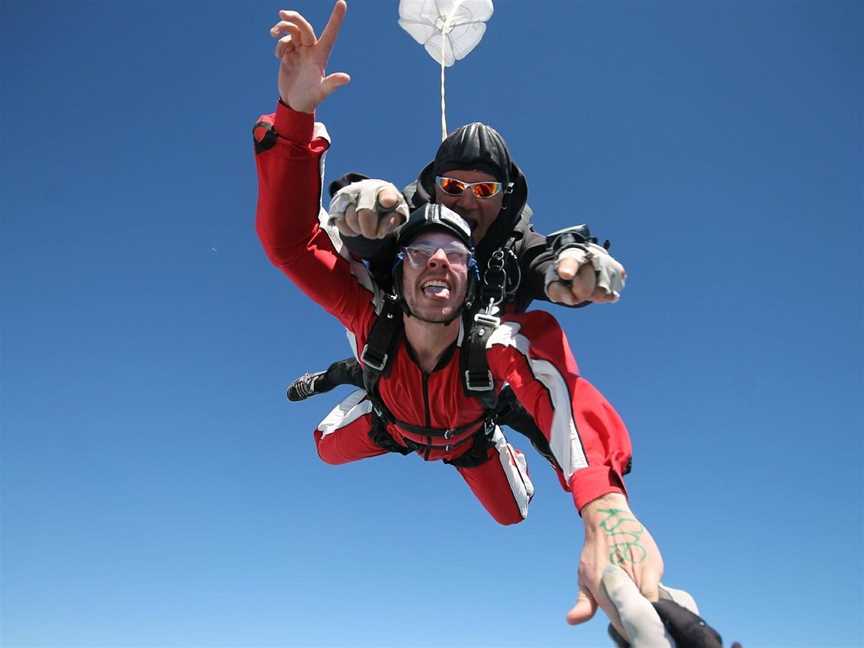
[398,0,494,141]
[398,0,493,67]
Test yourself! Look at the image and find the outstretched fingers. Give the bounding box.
[318,1,347,57]
[322,71,351,97]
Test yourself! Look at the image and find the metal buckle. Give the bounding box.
[474,311,500,328]
[464,369,494,392]
[361,344,388,372]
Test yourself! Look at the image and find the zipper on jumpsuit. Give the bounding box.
[422,372,432,459]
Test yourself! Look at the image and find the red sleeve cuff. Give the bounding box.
[274,100,315,143]
[569,466,627,513]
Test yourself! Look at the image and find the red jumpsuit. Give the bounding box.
[255,102,632,525]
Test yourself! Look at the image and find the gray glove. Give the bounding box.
[544,243,627,304]
[328,179,409,239]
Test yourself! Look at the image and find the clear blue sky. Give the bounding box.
[3,1,862,646]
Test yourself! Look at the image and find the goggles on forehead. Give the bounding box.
[402,242,471,268]
[435,175,512,199]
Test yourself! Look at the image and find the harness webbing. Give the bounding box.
[360,243,521,462]
[360,291,498,458]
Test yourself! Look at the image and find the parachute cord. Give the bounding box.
[440,33,447,141]
[439,0,466,142]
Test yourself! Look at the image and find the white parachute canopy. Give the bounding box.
[398,0,494,140]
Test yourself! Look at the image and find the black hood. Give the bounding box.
[414,123,528,266]
[433,122,513,184]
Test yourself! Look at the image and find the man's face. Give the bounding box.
[401,231,470,323]
[433,169,504,243]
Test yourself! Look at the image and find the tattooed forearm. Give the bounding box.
[596,508,647,565]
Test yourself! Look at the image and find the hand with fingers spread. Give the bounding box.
[271,1,350,113]
[567,494,664,635]
[329,179,410,239]
[545,243,627,305]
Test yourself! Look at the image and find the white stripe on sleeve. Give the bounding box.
[487,322,589,481]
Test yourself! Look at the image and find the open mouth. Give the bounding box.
[421,279,451,300]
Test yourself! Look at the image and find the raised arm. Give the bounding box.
[254,3,374,332]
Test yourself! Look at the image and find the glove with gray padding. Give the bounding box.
[544,242,627,305]
[328,179,409,239]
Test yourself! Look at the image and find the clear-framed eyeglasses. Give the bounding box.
[402,242,471,268]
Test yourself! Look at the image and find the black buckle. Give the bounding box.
[361,345,388,372]
[465,369,494,392]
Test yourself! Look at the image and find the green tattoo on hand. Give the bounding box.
[597,508,647,565]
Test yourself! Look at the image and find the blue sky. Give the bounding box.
[2,1,862,646]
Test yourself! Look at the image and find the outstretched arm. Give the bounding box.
[516,223,627,307]
[486,311,662,631]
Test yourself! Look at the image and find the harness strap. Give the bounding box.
[371,398,486,441]
[361,293,402,395]
[460,308,499,410]
[368,414,413,456]
[443,424,497,468]
[359,273,511,465]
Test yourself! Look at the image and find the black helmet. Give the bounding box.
[433,122,513,185]
[396,203,475,249]
[392,204,479,322]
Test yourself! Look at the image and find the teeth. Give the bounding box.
[421,279,450,298]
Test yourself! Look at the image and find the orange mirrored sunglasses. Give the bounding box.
[435,176,509,199]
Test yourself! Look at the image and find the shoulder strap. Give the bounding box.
[361,292,402,396]
[461,307,500,410]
